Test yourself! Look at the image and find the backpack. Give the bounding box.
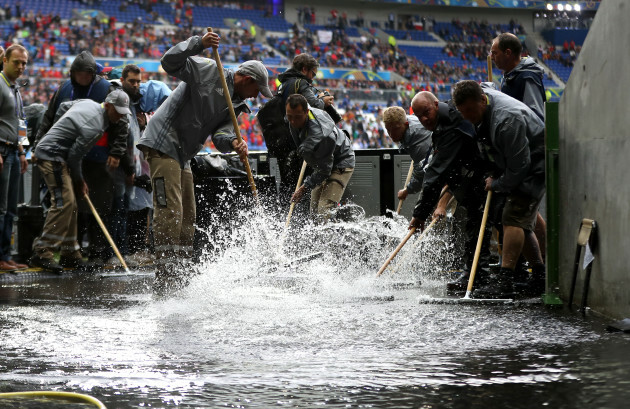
[257,79,302,157]
[257,78,301,132]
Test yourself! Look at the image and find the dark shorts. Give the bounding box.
[502,193,541,231]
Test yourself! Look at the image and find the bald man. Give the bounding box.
[409,91,493,293]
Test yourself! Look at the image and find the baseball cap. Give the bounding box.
[105,89,132,115]
[236,60,273,98]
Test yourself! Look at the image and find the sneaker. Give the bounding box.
[29,256,64,274]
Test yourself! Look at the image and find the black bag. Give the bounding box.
[258,79,302,158]
[257,79,301,133]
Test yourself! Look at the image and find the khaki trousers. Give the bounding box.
[32,160,81,259]
[145,148,196,266]
[310,167,354,217]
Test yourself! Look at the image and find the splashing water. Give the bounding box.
[1,201,624,408]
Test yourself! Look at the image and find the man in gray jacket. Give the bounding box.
[381,106,432,203]
[286,94,354,219]
[136,31,272,283]
[31,90,131,273]
[490,33,546,121]
[491,32,548,293]
[453,80,545,298]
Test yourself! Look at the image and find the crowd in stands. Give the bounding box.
[538,40,581,67]
[0,0,574,151]
[437,18,525,43]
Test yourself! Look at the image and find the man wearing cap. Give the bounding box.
[30,90,131,273]
[137,31,272,287]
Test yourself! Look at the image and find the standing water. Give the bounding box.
[1,204,629,408]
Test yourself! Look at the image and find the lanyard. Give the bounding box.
[0,72,24,119]
[70,80,94,101]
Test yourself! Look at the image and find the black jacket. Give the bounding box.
[413,101,478,221]
[35,51,129,164]
[277,68,325,109]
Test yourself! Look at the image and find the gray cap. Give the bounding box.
[105,89,132,115]
[236,60,273,98]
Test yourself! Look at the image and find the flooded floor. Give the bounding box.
[1,209,629,408]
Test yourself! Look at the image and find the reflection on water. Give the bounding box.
[1,205,629,408]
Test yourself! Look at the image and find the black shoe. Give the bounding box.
[446,268,489,296]
[59,256,101,272]
[473,268,516,299]
[30,256,64,274]
[514,264,545,297]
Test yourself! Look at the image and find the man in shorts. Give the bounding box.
[452,80,545,298]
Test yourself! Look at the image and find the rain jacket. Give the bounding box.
[500,57,546,121]
[35,51,128,161]
[129,80,172,211]
[413,101,477,221]
[34,99,110,183]
[288,107,354,189]
[137,36,249,168]
[277,68,326,109]
[476,84,545,200]
[397,115,432,194]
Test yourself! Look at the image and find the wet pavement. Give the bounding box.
[1,210,629,408]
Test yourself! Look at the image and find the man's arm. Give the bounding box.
[302,135,336,189]
[406,157,427,194]
[490,118,531,193]
[522,80,545,120]
[160,33,219,83]
[297,81,325,109]
[412,131,464,221]
[106,113,130,168]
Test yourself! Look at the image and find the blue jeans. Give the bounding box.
[0,150,20,261]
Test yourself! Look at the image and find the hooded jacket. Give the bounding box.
[34,51,128,161]
[277,68,325,109]
[397,115,432,194]
[500,56,546,120]
[137,36,249,168]
[413,101,477,221]
[476,84,545,200]
[288,107,354,189]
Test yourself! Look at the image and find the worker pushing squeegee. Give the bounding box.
[136,28,273,290]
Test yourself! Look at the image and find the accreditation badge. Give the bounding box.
[18,119,28,145]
